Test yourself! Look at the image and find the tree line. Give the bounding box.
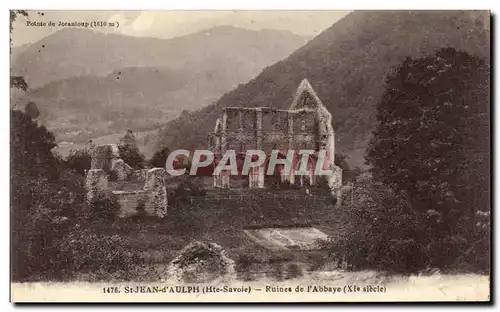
[323,47,490,273]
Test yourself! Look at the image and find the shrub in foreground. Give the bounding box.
[89,191,120,222]
[322,174,490,274]
[57,229,144,281]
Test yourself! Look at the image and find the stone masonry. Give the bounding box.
[208,79,342,201]
[86,144,168,218]
[144,168,168,218]
[85,169,108,204]
[90,144,120,173]
[113,159,134,181]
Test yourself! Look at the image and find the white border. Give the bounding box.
[2,1,498,311]
[3,1,498,10]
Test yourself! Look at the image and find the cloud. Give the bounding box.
[111,11,349,39]
[131,12,156,32]
[11,10,350,46]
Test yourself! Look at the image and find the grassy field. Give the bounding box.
[87,187,342,281]
[53,129,159,158]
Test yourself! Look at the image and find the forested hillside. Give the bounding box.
[156,11,489,167]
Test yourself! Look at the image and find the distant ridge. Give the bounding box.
[156,10,490,167]
[11,26,310,142]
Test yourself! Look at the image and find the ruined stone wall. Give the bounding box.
[209,79,342,199]
[113,190,155,218]
[90,144,120,172]
[261,109,288,133]
[224,108,258,153]
[289,110,317,150]
[87,145,168,217]
[86,169,108,204]
[212,106,331,190]
[220,107,319,153]
[144,168,168,218]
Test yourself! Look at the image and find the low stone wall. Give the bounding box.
[133,169,149,182]
[144,168,168,218]
[86,158,168,218]
[112,190,155,218]
[90,144,120,173]
[86,169,108,204]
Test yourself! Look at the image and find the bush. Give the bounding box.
[335,152,361,184]
[306,252,327,272]
[65,149,91,176]
[267,262,284,281]
[118,145,145,169]
[12,169,88,281]
[458,227,490,273]
[285,263,303,279]
[148,146,170,168]
[235,254,258,281]
[57,229,144,281]
[189,178,206,196]
[10,108,94,281]
[425,235,468,269]
[169,177,206,205]
[360,48,490,273]
[322,174,425,273]
[89,191,120,222]
[322,173,490,274]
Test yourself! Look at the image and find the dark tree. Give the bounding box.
[116,129,145,169]
[148,146,170,168]
[334,153,361,184]
[24,101,40,119]
[323,174,425,273]
[10,10,134,281]
[117,145,145,169]
[365,47,490,270]
[10,10,28,91]
[65,148,91,175]
[10,109,85,280]
[11,109,59,182]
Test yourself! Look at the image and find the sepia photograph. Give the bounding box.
[9,8,491,302]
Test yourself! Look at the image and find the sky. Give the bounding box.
[11,10,350,46]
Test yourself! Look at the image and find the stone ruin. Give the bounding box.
[113,159,134,181]
[85,144,167,218]
[90,144,120,172]
[208,79,342,202]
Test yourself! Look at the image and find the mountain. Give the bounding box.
[11,26,310,142]
[19,65,254,142]
[155,10,490,167]
[10,43,30,63]
[12,26,310,88]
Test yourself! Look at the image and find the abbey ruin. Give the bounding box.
[84,79,343,217]
[208,79,342,197]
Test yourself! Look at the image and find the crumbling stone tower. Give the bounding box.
[90,144,120,173]
[86,144,167,218]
